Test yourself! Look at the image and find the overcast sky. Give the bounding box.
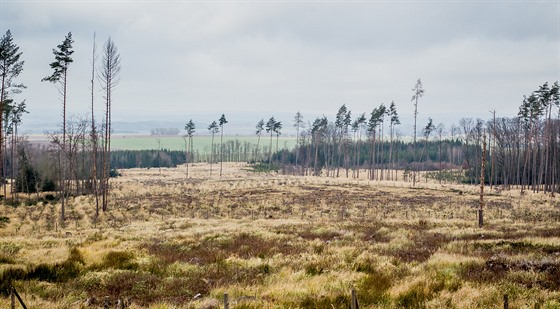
[1,0,559,134]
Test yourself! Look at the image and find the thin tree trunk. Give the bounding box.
[219,128,224,176]
[268,131,273,165]
[255,134,260,162]
[61,71,67,221]
[90,34,99,217]
[209,133,214,177]
[0,71,6,202]
[295,126,300,174]
[479,132,486,227]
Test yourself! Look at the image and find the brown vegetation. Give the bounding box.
[1,163,560,308]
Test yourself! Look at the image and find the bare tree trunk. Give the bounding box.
[0,72,5,201]
[100,37,120,212]
[219,128,224,176]
[61,71,67,221]
[479,132,486,227]
[184,136,189,178]
[295,125,300,174]
[255,134,261,162]
[210,133,215,177]
[490,110,496,189]
[12,124,17,202]
[90,34,100,217]
[268,131,273,165]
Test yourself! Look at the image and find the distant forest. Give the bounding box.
[107,80,560,196]
[5,80,560,201]
[1,28,559,224]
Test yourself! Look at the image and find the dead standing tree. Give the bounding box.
[99,37,120,212]
[90,33,100,216]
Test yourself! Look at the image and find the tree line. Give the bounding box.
[2,27,560,220]
[263,81,560,195]
[206,80,558,195]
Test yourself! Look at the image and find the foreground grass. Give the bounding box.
[1,163,560,308]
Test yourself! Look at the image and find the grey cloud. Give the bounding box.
[1,1,557,134]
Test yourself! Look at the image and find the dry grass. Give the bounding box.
[1,162,560,308]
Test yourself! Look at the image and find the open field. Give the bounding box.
[27,134,298,152]
[111,135,298,152]
[1,163,560,308]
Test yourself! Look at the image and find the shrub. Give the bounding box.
[250,163,279,173]
[44,194,56,201]
[25,199,39,206]
[5,199,19,207]
[95,251,138,270]
[27,248,85,282]
[41,179,56,192]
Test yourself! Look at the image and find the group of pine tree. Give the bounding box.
[0,30,120,221]
[2,29,560,222]
[179,80,560,195]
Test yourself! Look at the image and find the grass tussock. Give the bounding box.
[1,163,560,308]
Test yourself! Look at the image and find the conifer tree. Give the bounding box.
[184,119,196,178]
[411,78,424,186]
[42,32,73,221]
[207,121,219,177]
[0,30,25,201]
[218,114,227,176]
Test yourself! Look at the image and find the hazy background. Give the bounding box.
[1,0,558,135]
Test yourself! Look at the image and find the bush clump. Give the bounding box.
[98,251,139,270]
[0,248,85,296]
[27,247,85,282]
